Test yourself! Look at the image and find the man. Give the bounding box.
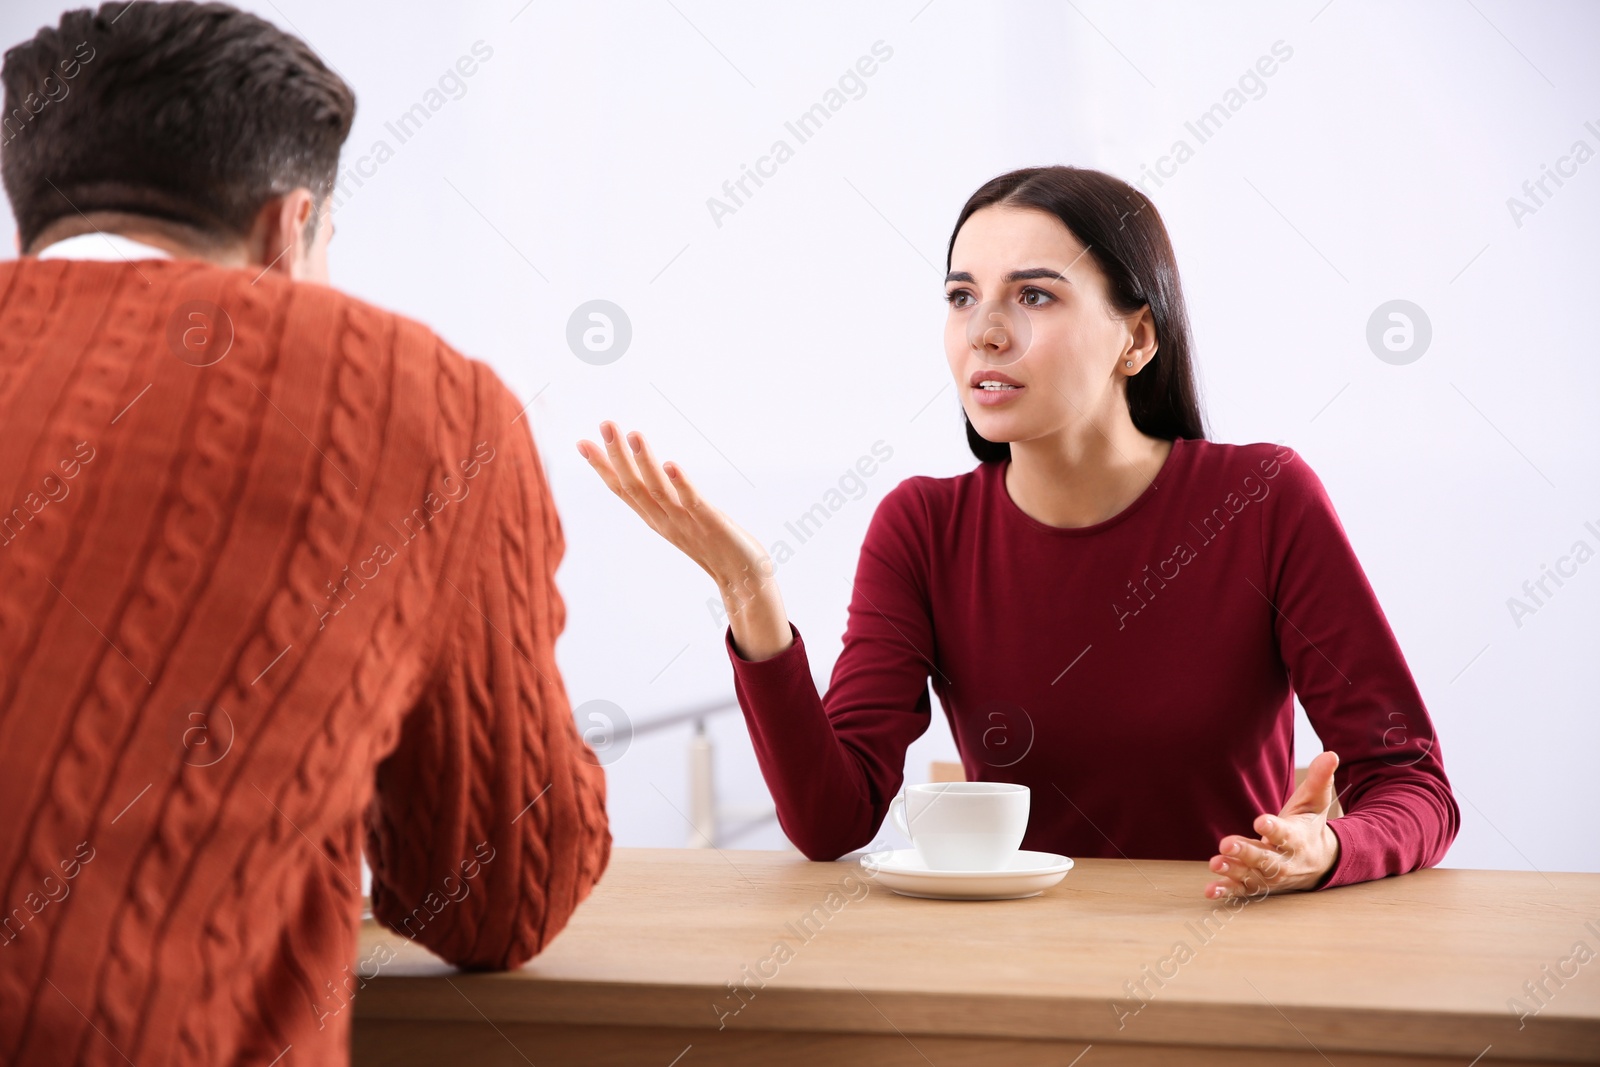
[0,3,611,1064]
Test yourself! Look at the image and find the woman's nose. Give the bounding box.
[970,305,1012,351]
[967,301,1030,365]
[977,313,1010,351]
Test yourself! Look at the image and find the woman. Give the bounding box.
[577,166,1459,900]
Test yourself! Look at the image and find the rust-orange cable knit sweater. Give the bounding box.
[0,256,612,1065]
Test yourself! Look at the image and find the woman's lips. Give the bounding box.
[972,381,1025,406]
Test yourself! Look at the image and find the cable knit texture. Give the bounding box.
[0,257,612,1066]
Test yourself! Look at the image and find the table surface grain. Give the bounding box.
[354,847,1600,1063]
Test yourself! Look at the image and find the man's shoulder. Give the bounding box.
[1,256,488,391]
[208,265,515,426]
[187,262,518,447]
[268,270,484,382]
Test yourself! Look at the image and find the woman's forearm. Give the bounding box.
[724,624,891,861]
[719,562,793,662]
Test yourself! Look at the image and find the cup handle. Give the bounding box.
[890,792,909,839]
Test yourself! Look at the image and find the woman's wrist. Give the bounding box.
[1310,820,1342,889]
[722,570,792,662]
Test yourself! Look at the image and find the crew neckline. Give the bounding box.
[33,232,175,262]
[993,436,1186,537]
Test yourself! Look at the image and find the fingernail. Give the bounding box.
[629,435,641,454]
[1262,818,1275,832]
[1223,841,1238,854]
[601,424,614,443]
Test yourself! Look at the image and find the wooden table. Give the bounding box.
[352,848,1600,1065]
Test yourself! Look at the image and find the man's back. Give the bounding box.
[0,256,611,1065]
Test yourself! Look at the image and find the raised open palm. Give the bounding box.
[576,421,791,657]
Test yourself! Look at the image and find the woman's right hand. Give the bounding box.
[576,421,794,660]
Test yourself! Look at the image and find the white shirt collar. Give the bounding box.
[34,232,174,261]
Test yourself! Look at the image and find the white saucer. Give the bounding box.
[859,849,1074,900]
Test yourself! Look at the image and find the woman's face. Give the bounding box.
[944,205,1151,449]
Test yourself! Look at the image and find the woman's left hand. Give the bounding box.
[1204,750,1342,899]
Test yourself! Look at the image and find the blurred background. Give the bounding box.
[3,0,1596,872]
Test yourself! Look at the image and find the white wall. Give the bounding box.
[3,0,1595,873]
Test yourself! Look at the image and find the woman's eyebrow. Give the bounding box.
[942,268,1072,285]
[1004,267,1071,284]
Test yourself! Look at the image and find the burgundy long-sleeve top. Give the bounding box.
[726,437,1459,889]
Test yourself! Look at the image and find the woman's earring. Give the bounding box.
[1125,360,1134,368]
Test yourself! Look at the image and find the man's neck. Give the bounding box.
[27,212,248,266]
[35,232,174,262]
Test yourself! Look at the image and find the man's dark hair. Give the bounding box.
[2,0,355,250]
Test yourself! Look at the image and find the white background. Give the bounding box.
[4,0,1596,874]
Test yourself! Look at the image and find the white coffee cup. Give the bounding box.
[890,782,1030,871]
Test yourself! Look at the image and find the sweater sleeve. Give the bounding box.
[1258,445,1460,889]
[365,363,611,968]
[725,478,937,861]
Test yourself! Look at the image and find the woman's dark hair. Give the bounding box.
[2,1,355,250]
[946,166,1207,463]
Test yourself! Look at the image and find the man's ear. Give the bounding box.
[250,188,317,280]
